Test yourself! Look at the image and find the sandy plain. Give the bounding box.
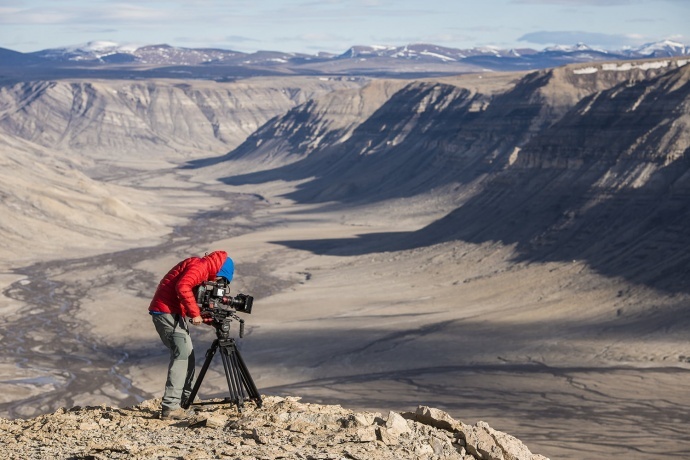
[1,152,689,460]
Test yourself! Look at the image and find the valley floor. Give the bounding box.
[1,164,689,460]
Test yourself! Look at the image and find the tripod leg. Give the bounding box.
[182,339,219,409]
[229,342,263,407]
[219,343,244,407]
[184,337,262,410]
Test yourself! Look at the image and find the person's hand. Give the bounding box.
[190,316,203,325]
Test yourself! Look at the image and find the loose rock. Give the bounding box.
[0,397,549,460]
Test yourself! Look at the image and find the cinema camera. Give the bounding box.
[196,278,253,337]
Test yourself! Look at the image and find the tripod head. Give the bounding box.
[211,310,245,339]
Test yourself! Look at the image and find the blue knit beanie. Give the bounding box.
[217,257,235,282]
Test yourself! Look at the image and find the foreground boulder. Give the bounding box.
[0,396,548,459]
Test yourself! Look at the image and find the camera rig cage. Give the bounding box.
[196,278,253,336]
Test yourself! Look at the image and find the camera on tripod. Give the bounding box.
[184,277,262,410]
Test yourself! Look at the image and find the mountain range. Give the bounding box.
[1,40,688,80]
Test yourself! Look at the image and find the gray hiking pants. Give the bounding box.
[151,313,195,410]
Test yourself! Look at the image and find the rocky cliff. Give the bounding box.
[0,77,362,160]
[211,58,690,294]
[409,61,690,293]
[195,79,410,171]
[0,397,548,460]
[216,59,686,204]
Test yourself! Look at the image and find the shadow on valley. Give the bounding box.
[122,305,690,394]
[269,156,690,296]
[118,310,690,454]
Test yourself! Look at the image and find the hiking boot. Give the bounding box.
[160,407,193,420]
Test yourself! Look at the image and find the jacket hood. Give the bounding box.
[204,250,228,277]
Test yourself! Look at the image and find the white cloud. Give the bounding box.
[0,3,171,25]
[101,5,170,22]
[518,30,657,48]
[0,7,73,24]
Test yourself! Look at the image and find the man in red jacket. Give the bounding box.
[148,250,235,420]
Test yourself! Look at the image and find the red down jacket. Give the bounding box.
[148,250,228,318]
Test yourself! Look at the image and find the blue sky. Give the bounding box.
[0,0,687,54]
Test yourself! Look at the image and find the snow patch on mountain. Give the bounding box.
[573,58,688,74]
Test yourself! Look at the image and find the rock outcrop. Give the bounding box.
[213,58,690,293]
[0,397,548,460]
[216,58,687,205]
[0,77,362,159]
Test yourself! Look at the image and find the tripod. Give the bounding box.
[181,314,262,410]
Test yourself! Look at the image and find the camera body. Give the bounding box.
[196,278,254,320]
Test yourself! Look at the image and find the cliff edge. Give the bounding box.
[0,396,548,460]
